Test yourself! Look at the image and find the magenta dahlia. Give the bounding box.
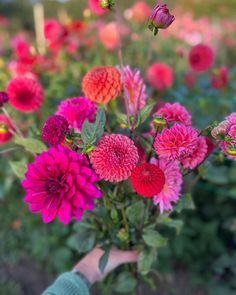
[56,97,97,131]
[154,123,199,161]
[42,115,69,146]
[90,134,139,182]
[151,158,182,213]
[22,146,102,224]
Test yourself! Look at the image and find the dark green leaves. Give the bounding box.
[126,201,145,225]
[113,272,137,293]
[138,248,157,275]
[99,248,110,273]
[174,193,195,213]
[9,160,27,179]
[14,137,47,154]
[81,108,106,148]
[143,229,167,248]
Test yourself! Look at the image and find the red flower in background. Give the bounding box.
[0,114,14,145]
[147,63,174,91]
[211,66,229,90]
[7,77,44,112]
[88,0,108,16]
[82,66,122,103]
[44,19,68,52]
[184,71,197,89]
[189,44,215,72]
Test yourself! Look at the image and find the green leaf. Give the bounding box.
[9,160,27,179]
[14,137,47,154]
[156,214,183,234]
[138,101,155,125]
[113,272,137,293]
[138,248,157,275]
[174,193,195,213]
[99,248,110,273]
[81,108,106,146]
[67,225,95,253]
[143,229,167,248]
[126,201,145,225]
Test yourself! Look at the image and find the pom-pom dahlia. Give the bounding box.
[147,63,173,91]
[151,158,182,213]
[0,114,14,145]
[154,123,199,161]
[42,115,69,146]
[131,163,165,197]
[153,102,192,126]
[90,134,139,182]
[22,146,102,224]
[82,66,122,103]
[118,65,147,116]
[6,77,44,112]
[189,44,215,72]
[56,97,97,131]
[181,136,207,169]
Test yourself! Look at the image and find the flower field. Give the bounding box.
[0,1,236,294]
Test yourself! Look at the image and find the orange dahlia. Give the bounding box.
[82,66,122,103]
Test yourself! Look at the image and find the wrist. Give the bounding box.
[73,261,99,284]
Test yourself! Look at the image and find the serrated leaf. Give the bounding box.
[14,137,47,154]
[138,249,157,275]
[113,272,137,293]
[174,193,195,213]
[99,248,110,273]
[143,229,167,248]
[9,160,27,179]
[126,201,145,225]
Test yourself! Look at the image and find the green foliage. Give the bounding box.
[138,248,157,275]
[99,248,110,273]
[143,229,168,248]
[9,160,27,179]
[14,137,47,154]
[113,272,137,293]
[126,201,145,225]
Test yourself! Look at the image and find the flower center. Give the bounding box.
[46,179,62,194]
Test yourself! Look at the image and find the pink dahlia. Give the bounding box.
[153,102,192,126]
[22,146,102,224]
[90,134,139,182]
[6,77,44,112]
[118,65,147,116]
[56,97,97,131]
[88,0,108,16]
[130,163,165,197]
[211,66,229,90]
[181,136,207,169]
[147,63,174,91]
[189,44,215,72]
[0,114,14,145]
[151,158,182,213]
[42,115,69,146]
[44,19,67,45]
[154,123,199,161]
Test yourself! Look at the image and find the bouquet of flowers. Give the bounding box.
[0,0,235,293]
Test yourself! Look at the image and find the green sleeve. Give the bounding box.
[42,272,90,295]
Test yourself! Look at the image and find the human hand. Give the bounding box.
[73,248,139,284]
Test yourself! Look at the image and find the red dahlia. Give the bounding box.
[131,163,165,197]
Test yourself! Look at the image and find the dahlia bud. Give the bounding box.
[0,91,9,107]
[84,145,95,155]
[153,115,167,128]
[0,123,9,134]
[226,145,236,156]
[148,1,175,36]
[117,228,129,242]
[99,0,114,9]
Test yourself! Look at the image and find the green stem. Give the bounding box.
[121,207,129,235]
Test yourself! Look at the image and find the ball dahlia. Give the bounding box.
[189,44,215,72]
[42,115,69,146]
[90,134,139,182]
[151,158,182,213]
[0,114,14,145]
[118,65,147,116]
[181,136,207,169]
[22,146,102,224]
[82,66,122,103]
[7,77,44,112]
[153,102,192,126]
[56,97,97,131]
[154,123,199,161]
[131,163,165,197]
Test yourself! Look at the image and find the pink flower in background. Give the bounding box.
[88,0,108,16]
[130,1,151,23]
[90,134,139,182]
[211,66,229,90]
[99,22,120,50]
[42,115,69,146]
[8,60,37,79]
[56,97,97,131]
[148,0,175,35]
[151,158,182,213]
[154,124,199,161]
[7,77,44,112]
[153,102,192,126]
[11,35,31,61]
[147,63,174,91]
[0,114,14,145]
[118,65,147,116]
[22,146,102,224]
[181,136,207,169]
[189,44,215,72]
[184,71,197,88]
[44,19,68,52]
